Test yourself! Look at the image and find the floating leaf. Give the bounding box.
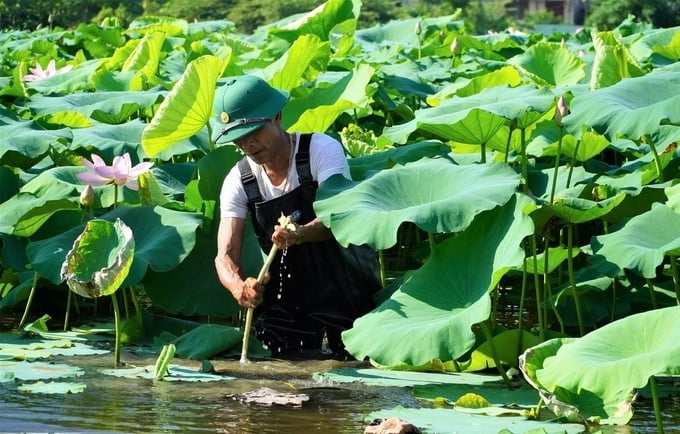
[101,364,232,382]
[0,361,84,381]
[18,381,86,394]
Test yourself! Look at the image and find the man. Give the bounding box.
[212,75,381,358]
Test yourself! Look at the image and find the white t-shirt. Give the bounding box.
[219,132,351,220]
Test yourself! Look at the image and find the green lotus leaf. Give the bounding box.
[27,89,164,124]
[23,59,102,95]
[0,360,84,381]
[347,140,451,180]
[265,34,330,91]
[17,381,87,394]
[508,41,586,87]
[284,63,375,134]
[315,159,521,250]
[314,367,502,387]
[27,205,202,285]
[562,69,680,141]
[527,307,680,423]
[142,55,227,157]
[0,118,72,169]
[365,405,585,434]
[269,0,358,43]
[546,183,628,224]
[342,194,534,366]
[383,85,555,145]
[60,218,135,298]
[100,364,231,382]
[591,203,680,278]
[590,31,645,90]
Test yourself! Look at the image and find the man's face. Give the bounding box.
[233,121,280,165]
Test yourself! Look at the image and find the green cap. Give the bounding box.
[212,76,289,144]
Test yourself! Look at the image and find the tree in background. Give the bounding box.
[586,0,680,30]
[6,0,677,35]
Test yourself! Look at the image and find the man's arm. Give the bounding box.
[214,217,265,308]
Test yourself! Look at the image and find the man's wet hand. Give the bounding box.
[236,276,265,308]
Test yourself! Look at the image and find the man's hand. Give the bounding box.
[233,275,267,308]
[272,213,303,249]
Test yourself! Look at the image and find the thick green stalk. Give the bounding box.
[668,255,680,305]
[517,255,528,356]
[18,272,39,328]
[567,224,585,336]
[566,140,580,189]
[480,320,513,390]
[642,135,665,183]
[480,141,486,164]
[529,235,545,341]
[64,291,72,331]
[646,278,659,309]
[543,238,565,334]
[378,249,386,288]
[111,293,122,368]
[649,375,665,433]
[549,126,564,203]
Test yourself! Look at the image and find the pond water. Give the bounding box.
[1,346,679,434]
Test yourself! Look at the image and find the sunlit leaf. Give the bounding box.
[142,55,227,157]
[315,160,521,249]
[17,381,86,394]
[342,195,534,366]
[591,203,680,278]
[60,218,135,298]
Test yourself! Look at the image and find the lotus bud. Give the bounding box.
[561,37,566,47]
[555,95,568,126]
[415,21,422,36]
[80,185,94,208]
[439,30,446,43]
[450,37,459,54]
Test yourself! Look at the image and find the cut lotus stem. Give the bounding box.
[240,244,278,364]
[240,213,296,363]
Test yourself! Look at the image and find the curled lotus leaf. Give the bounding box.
[60,218,135,298]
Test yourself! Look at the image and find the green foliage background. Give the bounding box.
[2,0,679,35]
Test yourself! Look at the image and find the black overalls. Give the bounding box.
[238,134,381,355]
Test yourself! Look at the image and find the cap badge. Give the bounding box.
[220,112,230,123]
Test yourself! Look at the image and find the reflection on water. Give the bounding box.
[0,351,678,433]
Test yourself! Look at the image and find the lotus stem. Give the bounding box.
[480,141,486,163]
[378,249,386,288]
[520,127,528,194]
[645,278,659,309]
[529,236,544,341]
[567,224,585,336]
[668,255,680,305]
[518,257,528,354]
[18,272,39,329]
[649,375,665,433]
[642,135,664,183]
[110,293,122,368]
[240,243,279,363]
[543,239,566,334]
[480,320,513,389]
[549,126,564,203]
[64,290,72,331]
[566,140,580,189]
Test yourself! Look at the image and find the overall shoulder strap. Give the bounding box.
[296,133,313,185]
[238,158,262,205]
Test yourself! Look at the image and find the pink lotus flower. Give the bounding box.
[77,153,153,191]
[22,59,73,82]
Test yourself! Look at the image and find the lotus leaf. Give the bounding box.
[341,195,534,366]
[17,381,86,394]
[60,218,135,298]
